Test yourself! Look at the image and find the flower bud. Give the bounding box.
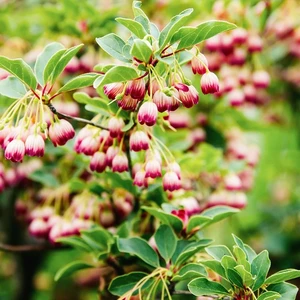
[228,89,244,107]
[191,53,208,75]
[201,72,220,94]
[138,102,158,126]
[5,139,25,162]
[247,35,263,53]
[29,218,49,238]
[133,170,148,187]
[145,159,161,178]
[49,119,75,147]
[112,153,128,173]
[252,70,270,89]
[108,117,124,138]
[103,82,124,100]
[77,135,100,155]
[125,79,146,100]
[163,171,181,191]
[117,95,139,111]
[153,90,173,112]
[90,152,107,173]
[25,134,45,157]
[168,162,181,179]
[224,173,242,191]
[232,28,248,44]
[106,146,119,167]
[174,83,199,108]
[129,131,150,152]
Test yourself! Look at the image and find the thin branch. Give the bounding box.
[47,103,108,130]
[124,133,133,177]
[0,242,56,252]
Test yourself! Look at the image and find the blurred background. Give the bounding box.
[0,0,299,299]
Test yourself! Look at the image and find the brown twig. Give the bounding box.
[47,103,108,130]
[0,242,56,252]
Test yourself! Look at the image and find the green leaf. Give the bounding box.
[73,92,110,116]
[49,44,83,84]
[186,215,212,233]
[132,1,150,34]
[172,263,207,282]
[116,17,148,39]
[56,236,92,252]
[122,113,135,132]
[251,250,271,291]
[200,206,239,229]
[158,8,193,51]
[244,244,257,263]
[265,269,300,285]
[0,56,37,90]
[174,20,237,50]
[81,227,114,253]
[235,265,255,287]
[221,255,237,271]
[117,237,160,268]
[43,49,66,84]
[57,73,99,93]
[154,224,177,262]
[268,282,298,300]
[0,76,27,99]
[232,234,249,256]
[130,39,152,63]
[233,246,251,272]
[175,239,212,267]
[257,291,281,300]
[97,65,138,90]
[109,272,148,296]
[142,206,183,232]
[227,268,244,288]
[206,245,233,261]
[188,278,229,296]
[54,261,93,281]
[96,33,130,63]
[28,169,59,188]
[34,42,64,86]
[201,260,226,278]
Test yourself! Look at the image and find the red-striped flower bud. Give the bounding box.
[228,89,244,107]
[247,35,263,53]
[103,82,124,100]
[29,218,49,238]
[205,35,221,52]
[232,28,248,44]
[252,70,270,89]
[201,72,220,94]
[77,135,100,155]
[106,146,119,167]
[25,134,45,157]
[133,170,148,187]
[125,78,146,100]
[118,95,139,111]
[163,171,181,191]
[174,83,199,108]
[5,139,25,162]
[90,151,107,173]
[168,162,181,179]
[145,158,161,178]
[49,119,75,147]
[129,131,150,152]
[108,117,124,138]
[224,173,242,191]
[138,102,158,126]
[112,153,128,173]
[153,90,173,112]
[191,53,208,75]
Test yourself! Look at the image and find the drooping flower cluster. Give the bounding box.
[0,92,75,162]
[204,28,271,107]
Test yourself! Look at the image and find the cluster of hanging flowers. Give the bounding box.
[97,47,220,192]
[0,91,75,163]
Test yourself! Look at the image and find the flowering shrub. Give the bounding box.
[0,0,299,299]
